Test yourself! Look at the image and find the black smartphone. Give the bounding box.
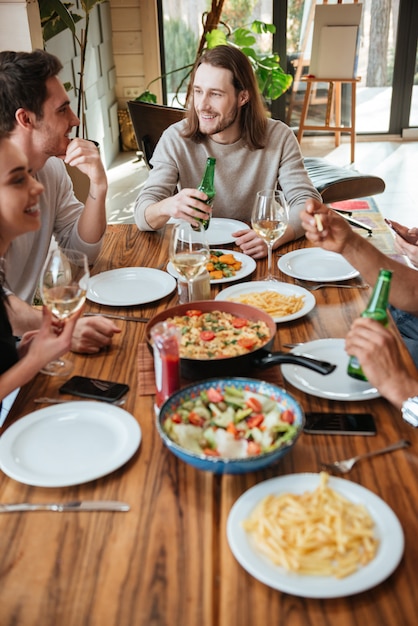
[304,412,376,436]
[59,375,129,403]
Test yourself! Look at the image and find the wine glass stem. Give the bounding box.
[267,243,273,279]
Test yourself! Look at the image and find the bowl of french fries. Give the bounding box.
[156,377,304,474]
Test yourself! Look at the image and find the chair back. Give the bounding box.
[127,101,185,169]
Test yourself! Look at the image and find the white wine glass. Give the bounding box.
[39,248,89,376]
[251,189,289,282]
[169,221,210,299]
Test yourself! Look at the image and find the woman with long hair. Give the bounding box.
[0,132,80,410]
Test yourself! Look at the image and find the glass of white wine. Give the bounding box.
[251,189,289,281]
[39,248,89,376]
[169,221,210,299]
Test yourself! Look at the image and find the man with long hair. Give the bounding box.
[135,45,321,258]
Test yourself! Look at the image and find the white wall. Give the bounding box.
[0,1,119,168]
[0,0,43,50]
[45,2,119,167]
[110,0,162,108]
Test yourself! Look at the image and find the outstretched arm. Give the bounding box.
[301,200,418,316]
[7,294,120,354]
[0,307,79,402]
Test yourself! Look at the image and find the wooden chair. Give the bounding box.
[127,100,384,203]
[127,100,185,169]
[296,0,361,163]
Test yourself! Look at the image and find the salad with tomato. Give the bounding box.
[162,384,298,459]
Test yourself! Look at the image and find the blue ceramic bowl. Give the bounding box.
[156,377,305,474]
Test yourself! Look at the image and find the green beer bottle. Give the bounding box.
[195,157,216,230]
[347,269,393,381]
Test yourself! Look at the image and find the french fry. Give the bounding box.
[242,472,379,578]
[229,290,305,318]
[314,213,324,232]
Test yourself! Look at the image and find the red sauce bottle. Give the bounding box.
[150,321,181,409]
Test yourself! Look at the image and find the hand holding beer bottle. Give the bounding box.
[194,157,216,230]
[347,269,392,381]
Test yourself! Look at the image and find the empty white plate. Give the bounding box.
[0,401,141,487]
[87,267,176,306]
[204,218,249,245]
[278,249,359,282]
[281,338,380,400]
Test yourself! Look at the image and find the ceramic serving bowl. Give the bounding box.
[156,377,305,474]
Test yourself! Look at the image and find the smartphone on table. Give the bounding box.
[303,412,376,436]
[59,375,129,403]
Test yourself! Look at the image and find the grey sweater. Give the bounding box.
[134,117,321,237]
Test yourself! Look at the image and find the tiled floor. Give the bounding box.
[105,136,418,227]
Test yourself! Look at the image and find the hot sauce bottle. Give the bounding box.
[150,321,181,409]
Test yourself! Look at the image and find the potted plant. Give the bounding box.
[138,18,293,109]
[39,0,106,138]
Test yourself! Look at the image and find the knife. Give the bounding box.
[84,313,150,322]
[0,500,130,513]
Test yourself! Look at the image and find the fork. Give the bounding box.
[295,279,369,291]
[320,439,411,474]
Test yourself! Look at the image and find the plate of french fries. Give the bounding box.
[227,472,404,598]
[215,280,315,322]
[167,249,256,284]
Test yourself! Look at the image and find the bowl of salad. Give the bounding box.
[156,377,305,474]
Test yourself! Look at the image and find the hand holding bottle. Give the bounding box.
[345,317,417,409]
[194,157,216,230]
[347,269,392,380]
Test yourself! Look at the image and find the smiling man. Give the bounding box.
[134,45,321,259]
[0,50,120,353]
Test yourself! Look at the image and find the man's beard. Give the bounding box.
[198,107,238,136]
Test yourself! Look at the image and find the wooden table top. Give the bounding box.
[1,222,417,626]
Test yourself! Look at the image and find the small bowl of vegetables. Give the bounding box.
[156,377,305,474]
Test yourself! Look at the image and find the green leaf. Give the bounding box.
[251,21,276,35]
[81,0,105,14]
[39,0,76,35]
[232,28,256,47]
[205,29,228,48]
[135,91,157,103]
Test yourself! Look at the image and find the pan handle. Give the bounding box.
[254,350,336,375]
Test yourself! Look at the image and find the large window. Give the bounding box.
[158,0,417,134]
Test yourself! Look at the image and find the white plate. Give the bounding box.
[278,249,359,282]
[227,473,404,598]
[215,280,316,323]
[0,401,141,487]
[281,338,380,401]
[87,267,176,306]
[205,218,249,245]
[167,249,256,285]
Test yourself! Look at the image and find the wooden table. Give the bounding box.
[1,224,417,626]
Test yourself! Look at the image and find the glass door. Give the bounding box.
[285,0,418,136]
